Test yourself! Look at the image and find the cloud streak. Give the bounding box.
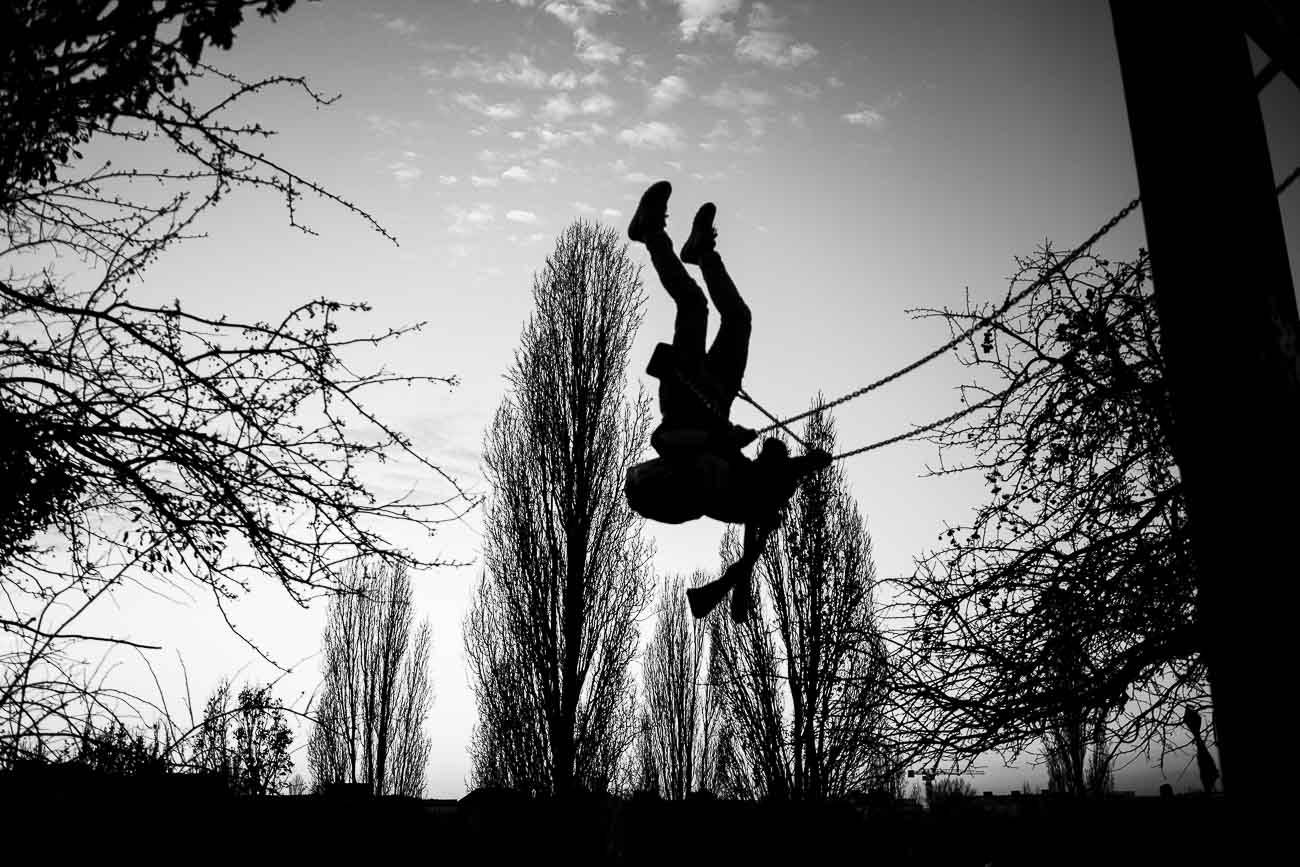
[616,121,686,150]
[735,2,817,68]
[649,74,691,112]
[673,0,741,41]
[506,209,540,224]
[447,203,495,234]
[842,104,886,127]
[453,92,524,120]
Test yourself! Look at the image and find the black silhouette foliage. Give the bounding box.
[892,247,1203,768]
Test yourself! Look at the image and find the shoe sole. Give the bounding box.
[680,203,716,265]
[628,181,672,242]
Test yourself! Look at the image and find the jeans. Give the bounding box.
[643,234,752,429]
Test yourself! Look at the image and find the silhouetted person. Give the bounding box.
[623,180,829,622]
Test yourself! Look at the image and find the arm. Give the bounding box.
[739,514,776,568]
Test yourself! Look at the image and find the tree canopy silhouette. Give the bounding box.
[465,219,653,796]
[632,572,726,799]
[2,0,467,765]
[307,561,433,798]
[891,246,1202,770]
[710,405,897,800]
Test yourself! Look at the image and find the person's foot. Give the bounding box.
[687,574,729,619]
[628,180,672,243]
[680,202,717,265]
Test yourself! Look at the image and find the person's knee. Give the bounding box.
[717,300,751,336]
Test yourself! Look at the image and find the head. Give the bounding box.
[756,437,788,465]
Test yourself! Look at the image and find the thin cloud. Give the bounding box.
[502,165,534,182]
[649,75,691,112]
[388,162,422,184]
[539,93,578,122]
[544,2,585,28]
[601,207,623,218]
[698,119,759,154]
[617,121,686,150]
[702,83,773,112]
[471,174,501,188]
[550,69,579,89]
[438,175,458,185]
[575,28,624,64]
[381,16,419,36]
[842,105,886,127]
[580,93,617,115]
[674,0,741,41]
[538,92,614,122]
[699,118,733,152]
[736,31,817,68]
[736,4,817,69]
[573,201,597,213]
[507,232,547,244]
[447,203,495,234]
[786,81,822,100]
[506,209,540,224]
[544,1,625,66]
[366,113,420,137]
[453,92,524,120]
[535,122,607,149]
[448,53,550,89]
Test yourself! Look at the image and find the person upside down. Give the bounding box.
[623,180,831,623]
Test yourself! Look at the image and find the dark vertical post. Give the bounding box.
[1109,1,1300,812]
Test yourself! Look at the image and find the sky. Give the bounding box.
[51,0,1300,798]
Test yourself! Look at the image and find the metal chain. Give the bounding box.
[1277,162,1300,197]
[702,157,1299,463]
[755,196,1144,437]
[737,388,812,451]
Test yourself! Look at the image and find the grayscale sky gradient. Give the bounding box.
[66,0,1300,798]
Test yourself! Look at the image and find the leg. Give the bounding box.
[702,249,752,399]
[644,233,708,365]
[684,520,764,622]
[629,181,710,365]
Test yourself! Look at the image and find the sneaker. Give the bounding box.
[628,180,672,243]
[680,202,717,265]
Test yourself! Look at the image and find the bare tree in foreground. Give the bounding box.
[891,248,1202,771]
[465,220,653,796]
[2,0,469,763]
[711,406,898,799]
[307,561,433,797]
